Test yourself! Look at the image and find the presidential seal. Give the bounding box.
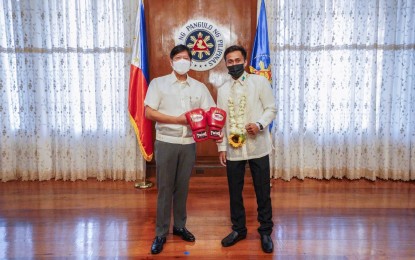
[176,20,225,71]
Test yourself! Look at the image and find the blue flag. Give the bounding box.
[250,0,273,131]
[249,0,272,83]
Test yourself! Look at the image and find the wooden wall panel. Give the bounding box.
[145,0,257,162]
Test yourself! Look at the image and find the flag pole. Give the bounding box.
[135,181,153,189]
[250,0,273,186]
[135,160,153,188]
[134,180,153,189]
[129,0,154,189]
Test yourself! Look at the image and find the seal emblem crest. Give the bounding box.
[176,20,225,71]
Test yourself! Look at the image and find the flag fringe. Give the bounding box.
[129,113,153,162]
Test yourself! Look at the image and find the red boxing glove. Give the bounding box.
[185,108,208,142]
[206,107,227,140]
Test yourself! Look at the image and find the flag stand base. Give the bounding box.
[135,180,153,189]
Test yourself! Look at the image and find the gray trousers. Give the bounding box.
[155,140,196,237]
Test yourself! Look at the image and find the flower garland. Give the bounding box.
[228,95,246,148]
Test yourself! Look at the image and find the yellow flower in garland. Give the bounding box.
[228,133,246,148]
[228,95,247,148]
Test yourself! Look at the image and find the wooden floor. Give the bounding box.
[1,175,414,259]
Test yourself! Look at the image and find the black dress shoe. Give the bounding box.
[173,227,195,242]
[260,234,274,253]
[221,231,247,247]
[151,236,166,254]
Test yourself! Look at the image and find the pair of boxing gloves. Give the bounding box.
[185,107,227,142]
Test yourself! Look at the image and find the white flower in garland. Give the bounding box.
[228,95,246,148]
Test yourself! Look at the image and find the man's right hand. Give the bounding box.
[145,106,188,125]
[176,113,188,125]
[185,108,208,142]
[219,151,227,167]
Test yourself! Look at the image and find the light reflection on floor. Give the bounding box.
[0,216,131,258]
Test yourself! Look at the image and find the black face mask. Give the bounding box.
[227,64,245,79]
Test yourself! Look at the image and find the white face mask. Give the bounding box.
[172,59,191,75]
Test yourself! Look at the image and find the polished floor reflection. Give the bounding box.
[0,177,414,259]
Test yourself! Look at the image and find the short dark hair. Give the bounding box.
[170,44,192,60]
[224,45,247,61]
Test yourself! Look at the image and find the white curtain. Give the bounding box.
[264,0,415,180]
[0,0,145,181]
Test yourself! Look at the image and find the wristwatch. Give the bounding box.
[256,122,264,131]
